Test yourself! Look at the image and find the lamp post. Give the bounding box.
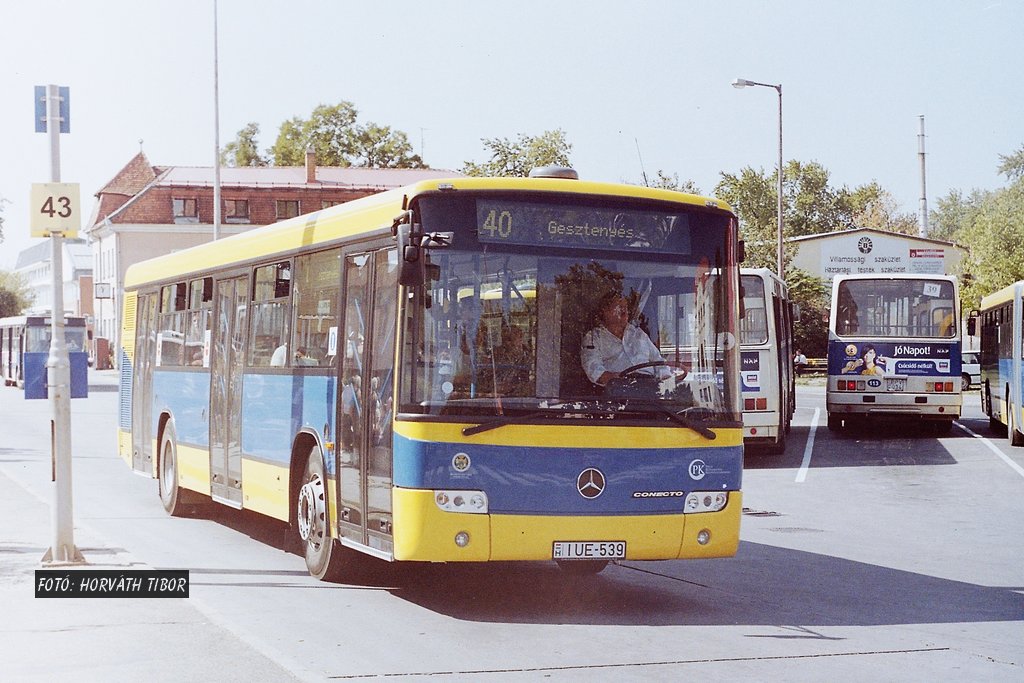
[732,78,783,276]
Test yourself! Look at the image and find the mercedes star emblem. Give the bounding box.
[577,468,606,499]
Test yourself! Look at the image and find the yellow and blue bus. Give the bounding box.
[979,280,1024,445]
[739,268,796,454]
[826,273,961,432]
[119,169,744,579]
[1,315,89,397]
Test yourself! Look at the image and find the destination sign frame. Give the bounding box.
[475,199,692,254]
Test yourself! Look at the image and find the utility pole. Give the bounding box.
[918,115,929,238]
[35,84,84,564]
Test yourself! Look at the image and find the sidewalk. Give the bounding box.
[0,371,302,683]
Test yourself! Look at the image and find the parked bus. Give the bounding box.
[119,170,745,579]
[738,268,796,453]
[826,273,961,432]
[0,315,89,396]
[979,280,1024,445]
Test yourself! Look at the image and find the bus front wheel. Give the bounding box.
[296,446,349,581]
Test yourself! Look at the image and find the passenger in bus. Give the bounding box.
[581,292,668,387]
[294,348,318,366]
[842,344,887,376]
[270,343,288,367]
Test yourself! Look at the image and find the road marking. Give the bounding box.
[955,422,1024,479]
[796,408,819,483]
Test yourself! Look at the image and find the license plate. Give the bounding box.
[886,377,907,392]
[552,541,626,560]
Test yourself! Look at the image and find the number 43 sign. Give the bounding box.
[30,183,80,238]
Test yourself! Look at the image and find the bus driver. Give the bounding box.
[581,292,668,387]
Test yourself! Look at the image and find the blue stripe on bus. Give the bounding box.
[393,431,742,515]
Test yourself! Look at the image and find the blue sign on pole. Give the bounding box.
[34,85,70,134]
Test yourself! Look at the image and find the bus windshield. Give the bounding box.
[835,278,957,338]
[400,192,740,422]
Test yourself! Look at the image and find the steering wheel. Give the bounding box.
[619,361,688,380]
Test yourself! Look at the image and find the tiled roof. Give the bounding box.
[159,165,459,189]
[96,151,159,196]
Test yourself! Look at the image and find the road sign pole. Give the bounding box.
[41,83,83,564]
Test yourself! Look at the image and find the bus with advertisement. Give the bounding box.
[119,168,745,580]
[826,273,961,432]
[979,280,1024,445]
[738,268,795,453]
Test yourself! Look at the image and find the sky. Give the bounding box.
[1,0,1022,269]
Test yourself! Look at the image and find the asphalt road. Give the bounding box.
[1,375,1021,681]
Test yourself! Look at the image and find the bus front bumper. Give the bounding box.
[392,488,742,563]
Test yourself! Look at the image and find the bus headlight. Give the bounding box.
[434,490,489,514]
[684,491,728,513]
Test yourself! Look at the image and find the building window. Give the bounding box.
[276,200,300,221]
[224,199,250,223]
[321,200,341,210]
[173,197,199,223]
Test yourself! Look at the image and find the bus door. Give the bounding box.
[337,248,397,554]
[132,293,158,473]
[210,275,249,507]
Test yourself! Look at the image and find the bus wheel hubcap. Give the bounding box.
[297,475,324,546]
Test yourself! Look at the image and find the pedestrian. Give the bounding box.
[793,348,808,375]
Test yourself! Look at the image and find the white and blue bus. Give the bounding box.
[979,280,1024,445]
[826,273,961,432]
[739,268,795,453]
[0,315,89,397]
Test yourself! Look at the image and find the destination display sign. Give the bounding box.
[475,199,692,254]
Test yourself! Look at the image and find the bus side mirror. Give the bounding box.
[737,240,746,263]
[396,222,424,287]
[967,316,977,337]
[792,303,802,323]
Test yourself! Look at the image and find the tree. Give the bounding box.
[461,130,572,177]
[786,268,830,358]
[222,122,268,167]
[649,171,700,194]
[350,123,424,168]
[956,177,1024,307]
[714,166,778,270]
[0,270,34,317]
[848,184,919,235]
[268,102,425,168]
[997,143,1024,180]
[929,188,985,243]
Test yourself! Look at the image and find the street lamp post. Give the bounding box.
[732,78,784,276]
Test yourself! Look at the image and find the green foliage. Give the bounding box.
[997,144,1024,180]
[266,102,424,168]
[461,130,572,177]
[0,270,34,317]
[649,171,700,194]
[714,161,915,272]
[785,268,830,357]
[928,188,984,243]
[957,178,1024,307]
[222,122,268,167]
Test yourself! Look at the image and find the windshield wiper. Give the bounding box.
[462,411,549,436]
[661,408,717,440]
[462,407,621,436]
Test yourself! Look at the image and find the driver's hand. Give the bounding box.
[598,371,619,386]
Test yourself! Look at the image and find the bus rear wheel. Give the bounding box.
[1008,397,1024,447]
[296,446,349,581]
[159,425,190,517]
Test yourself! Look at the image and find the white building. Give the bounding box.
[14,238,94,318]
